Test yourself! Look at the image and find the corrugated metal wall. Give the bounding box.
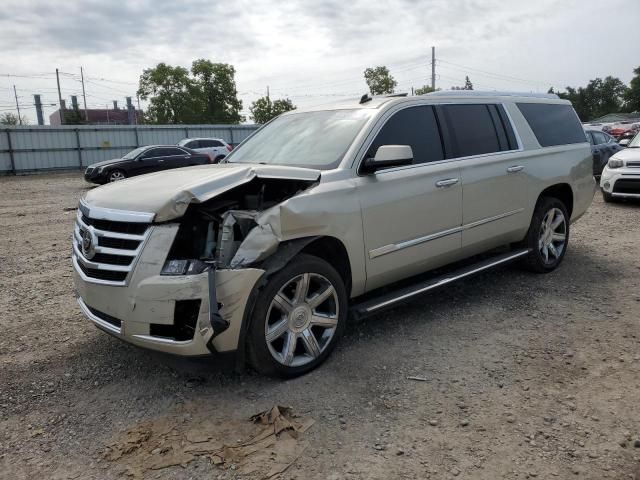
[0,124,259,174]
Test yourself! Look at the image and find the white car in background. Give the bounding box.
[178,138,232,162]
[600,133,640,202]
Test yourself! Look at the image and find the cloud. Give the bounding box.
[0,0,638,122]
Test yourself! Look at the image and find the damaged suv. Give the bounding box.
[73,91,594,377]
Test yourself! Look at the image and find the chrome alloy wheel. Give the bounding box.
[538,207,566,264]
[109,170,125,182]
[265,273,339,367]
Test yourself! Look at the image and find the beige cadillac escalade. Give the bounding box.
[73,91,595,377]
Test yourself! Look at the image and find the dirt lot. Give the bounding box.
[1,172,639,480]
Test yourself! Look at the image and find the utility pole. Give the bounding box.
[266,85,270,102]
[13,85,22,125]
[106,104,110,124]
[431,46,436,90]
[80,66,88,122]
[56,68,64,125]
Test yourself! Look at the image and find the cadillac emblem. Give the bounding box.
[81,227,97,260]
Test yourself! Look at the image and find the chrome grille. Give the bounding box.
[72,201,153,286]
[85,167,94,175]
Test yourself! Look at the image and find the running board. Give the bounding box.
[350,248,531,320]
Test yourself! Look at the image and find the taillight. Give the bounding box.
[226,144,233,152]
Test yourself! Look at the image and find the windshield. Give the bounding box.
[226,109,373,169]
[123,146,148,159]
[628,132,640,148]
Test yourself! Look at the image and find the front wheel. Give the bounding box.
[247,254,347,377]
[521,197,569,273]
[108,169,127,182]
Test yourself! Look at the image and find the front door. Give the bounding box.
[355,105,463,291]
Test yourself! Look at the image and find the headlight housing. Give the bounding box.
[97,166,105,173]
[608,158,624,169]
[161,259,210,276]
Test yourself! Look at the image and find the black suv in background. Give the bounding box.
[84,146,213,184]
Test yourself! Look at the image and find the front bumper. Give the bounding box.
[73,223,265,356]
[600,167,640,198]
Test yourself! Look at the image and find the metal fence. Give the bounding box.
[0,124,260,174]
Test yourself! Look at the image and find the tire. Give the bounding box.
[521,197,570,273]
[246,254,347,378]
[214,155,226,163]
[602,191,616,203]
[108,169,127,182]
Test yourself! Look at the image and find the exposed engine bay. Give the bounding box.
[166,177,317,270]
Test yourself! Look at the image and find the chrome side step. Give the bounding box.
[350,248,530,320]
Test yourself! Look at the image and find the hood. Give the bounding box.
[611,147,640,162]
[87,158,128,169]
[82,163,321,222]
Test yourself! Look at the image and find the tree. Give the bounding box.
[250,97,296,124]
[555,76,628,121]
[364,66,397,95]
[191,60,243,124]
[0,112,28,125]
[625,66,640,113]
[137,59,243,124]
[137,63,198,124]
[414,85,436,95]
[452,76,473,90]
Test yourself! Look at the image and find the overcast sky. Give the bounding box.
[1,0,639,124]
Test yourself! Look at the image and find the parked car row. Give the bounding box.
[84,138,233,184]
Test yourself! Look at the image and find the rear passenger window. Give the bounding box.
[517,103,586,147]
[440,104,511,158]
[186,140,200,149]
[367,106,444,165]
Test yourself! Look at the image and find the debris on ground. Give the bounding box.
[103,405,314,479]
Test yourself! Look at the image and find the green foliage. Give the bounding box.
[137,60,243,124]
[415,85,436,95]
[250,97,296,124]
[452,76,473,90]
[191,60,243,124]
[364,66,397,95]
[63,108,85,125]
[624,66,640,113]
[555,76,628,121]
[0,112,28,125]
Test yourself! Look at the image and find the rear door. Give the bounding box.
[438,103,528,256]
[355,104,463,291]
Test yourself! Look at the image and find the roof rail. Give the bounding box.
[386,93,408,97]
[426,90,559,99]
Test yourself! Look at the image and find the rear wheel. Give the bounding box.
[521,197,569,273]
[108,169,126,182]
[247,254,347,377]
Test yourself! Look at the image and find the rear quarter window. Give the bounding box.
[517,103,586,147]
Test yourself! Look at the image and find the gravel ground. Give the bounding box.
[1,172,639,480]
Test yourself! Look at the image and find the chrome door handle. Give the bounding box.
[507,165,524,173]
[435,178,459,188]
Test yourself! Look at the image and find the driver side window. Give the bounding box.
[367,106,444,165]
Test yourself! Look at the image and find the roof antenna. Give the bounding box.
[360,93,372,104]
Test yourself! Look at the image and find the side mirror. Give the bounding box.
[362,145,413,173]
